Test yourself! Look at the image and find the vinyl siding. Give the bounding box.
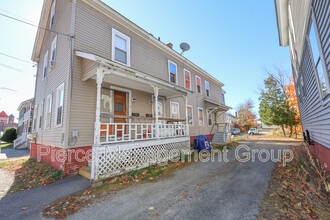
[289,0,330,148]
[33,0,72,147]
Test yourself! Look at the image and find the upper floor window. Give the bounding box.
[168,61,177,84]
[205,81,210,97]
[49,36,57,68]
[56,83,64,126]
[187,105,193,125]
[170,101,179,119]
[43,50,48,79]
[222,93,225,104]
[112,28,130,66]
[308,20,330,99]
[184,69,191,89]
[196,75,201,94]
[49,0,56,28]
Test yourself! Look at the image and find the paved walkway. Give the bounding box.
[68,140,299,220]
[0,149,30,159]
[0,175,91,220]
[0,169,14,199]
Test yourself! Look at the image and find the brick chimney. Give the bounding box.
[166,43,173,49]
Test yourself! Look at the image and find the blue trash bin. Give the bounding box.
[193,135,212,152]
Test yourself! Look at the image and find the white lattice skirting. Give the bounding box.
[91,137,190,180]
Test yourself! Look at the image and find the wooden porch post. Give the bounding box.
[152,86,160,139]
[94,68,104,145]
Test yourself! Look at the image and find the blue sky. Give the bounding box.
[0,0,291,119]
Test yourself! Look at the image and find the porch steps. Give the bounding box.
[79,166,92,180]
[212,132,226,145]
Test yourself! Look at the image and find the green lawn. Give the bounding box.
[0,142,13,149]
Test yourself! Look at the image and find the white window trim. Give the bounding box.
[187,105,194,126]
[170,101,180,119]
[183,68,191,90]
[168,60,178,85]
[198,107,204,127]
[45,94,52,129]
[308,10,330,105]
[205,81,210,97]
[111,28,131,67]
[55,83,64,127]
[33,104,38,131]
[49,35,57,70]
[42,50,48,80]
[196,75,202,95]
[38,101,44,130]
[49,0,56,29]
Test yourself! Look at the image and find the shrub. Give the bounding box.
[1,127,17,143]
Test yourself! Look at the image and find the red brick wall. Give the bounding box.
[30,143,92,176]
[190,134,214,145]
[306,141,330,171]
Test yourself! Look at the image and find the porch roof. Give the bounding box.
[76,51,193,97]
[204,98,232,112]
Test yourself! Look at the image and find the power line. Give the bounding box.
[0,52,34,65]
[0,12,71,37]
[0,62,34,75]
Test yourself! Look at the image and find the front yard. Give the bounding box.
[0,142,13,149]
[0,158,64,194]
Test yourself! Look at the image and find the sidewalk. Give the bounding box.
[0,175,91,220]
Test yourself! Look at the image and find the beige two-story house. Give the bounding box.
[30,0,231,180]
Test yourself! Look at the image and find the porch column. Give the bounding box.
[152,86,160,139]
[94,68,104,145]
[184,95,189,136]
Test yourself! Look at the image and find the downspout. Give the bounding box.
[64,0,76,148]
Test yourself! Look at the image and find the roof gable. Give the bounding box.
[0,111,8,117]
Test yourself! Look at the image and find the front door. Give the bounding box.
[114,91,127,136]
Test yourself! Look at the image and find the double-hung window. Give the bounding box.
[222,93,225,104]
[196,76,201,94]
[205,81,210,97]
[187,105,193,125]
[49,36,57,68]
[207,109,212,126]
[39,101,44,130]
[184,69,191,89]
[168,61,177,84]
[43,51,48,79]
[198,107,204,126]
[46,94,52,128]
[170,102,179,119]
[112,28,130,66]
[49,0,56,28]
[56,83,64,126]
[308,19,330,99]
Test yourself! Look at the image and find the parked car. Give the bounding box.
[248,128,259,135]
[231,128,240,135]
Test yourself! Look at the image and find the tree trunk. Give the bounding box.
[294,125,297,139]
[289,125,293,137]
[281,125,286,137]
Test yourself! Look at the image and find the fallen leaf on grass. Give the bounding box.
[22,206,28,210]
[149,207,154,210]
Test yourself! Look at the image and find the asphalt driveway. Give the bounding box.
[69,140,299,220]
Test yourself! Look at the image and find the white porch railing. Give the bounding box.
[23,110,32,121]
[100,123,188,144]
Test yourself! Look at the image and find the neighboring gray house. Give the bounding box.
[14,98,34,149]
[274,0,330,169]
[30,0,231,179]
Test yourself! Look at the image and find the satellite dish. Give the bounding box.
[180,42,190,55]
